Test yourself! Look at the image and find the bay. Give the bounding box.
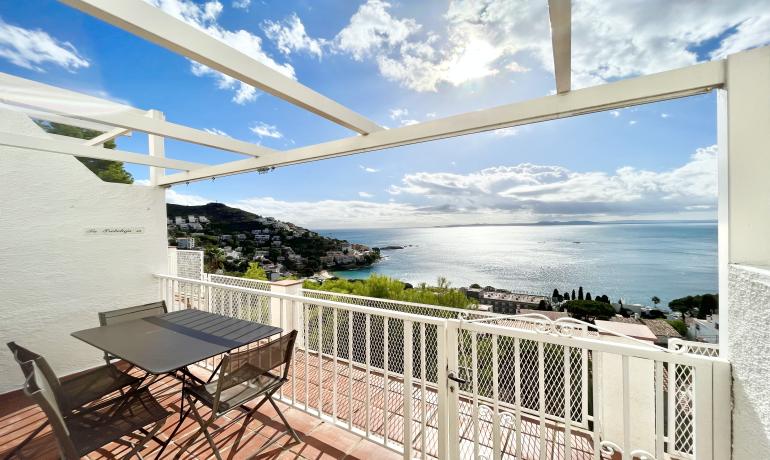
[320,222,717,307]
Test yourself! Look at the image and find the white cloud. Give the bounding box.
[389,108,408,120]
[610,110,621,117]
[661,113,670,119]
[134,179,151,186]
[263,13,324,58]
[166,188,211,206]
[426,112,437,118]
[232,0,250,9]
[388,145,718,217]
[360,165,379,173]
[333,0,420,60]
[250,122,283,139]
[159,146,717,229]
[232,196,420,229]
[400,119,419,126]
[145,0,295,104]
[331,0,770,92]
[204,127,230,136]
[710,15,770,59]
[629,120,637,126]
[0,17,89,72]
[492,127,518,137]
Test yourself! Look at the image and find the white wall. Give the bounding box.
[0,109,167,394]
[728,265,770,459]
[723,47,770,459]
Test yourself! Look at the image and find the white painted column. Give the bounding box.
[269,279,303,332]
[147,109,165,185]
[723,46,770,460]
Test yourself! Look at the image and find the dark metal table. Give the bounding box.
[72,309,282,458]
[72,309,282,375]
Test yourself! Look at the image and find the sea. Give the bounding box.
[320,222,718,308]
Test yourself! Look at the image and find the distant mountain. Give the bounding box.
[166,202,380,277]
[168,202,270,233]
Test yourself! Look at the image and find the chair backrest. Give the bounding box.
[98,300,167,326]
[20,359,80,459]
[215,331,298,399]
[7,342,65,405]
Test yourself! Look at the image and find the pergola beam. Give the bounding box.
[84,127,132,146]
[0,132,204,171]
[548,0,571,94]
[0,72,276,158]
[59,0,384,135]
[158,59,725,185]
[0,103,118,132]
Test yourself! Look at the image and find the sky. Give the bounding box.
[1,0,769,229]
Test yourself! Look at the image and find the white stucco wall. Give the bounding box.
[728,264,770,459]
[0,109,167,394]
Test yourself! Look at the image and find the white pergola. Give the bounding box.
[0,0,721,186]
[2,0,770,357]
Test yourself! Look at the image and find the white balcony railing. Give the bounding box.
[155,274,731,460]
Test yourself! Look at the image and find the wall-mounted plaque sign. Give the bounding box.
[85,227,146,235]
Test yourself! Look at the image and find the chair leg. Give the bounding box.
[154,405,191,460]
[174,398,218,460]
[268,396,301,443]
[1,420,49,460]
[122,420,163,460]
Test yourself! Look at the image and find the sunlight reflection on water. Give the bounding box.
[322,223,717,306]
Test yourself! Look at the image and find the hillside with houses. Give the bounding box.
[167,203,380,279]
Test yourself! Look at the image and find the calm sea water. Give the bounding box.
[320,223,717,307]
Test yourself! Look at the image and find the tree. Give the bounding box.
[552,289,560,299]
[204,247,225,273]
[470,283,481,289]
[537,299,548,310]
[668,293,718,318]
[303,274,473,309]
[667,319,688,336]
[699,294,718,318]
[244,262,267,281]
[585,292,592,301]
[564,300,616,322]
[651,296,661,306]
[572,289,577,300]
[563,291,570,301]
[578,286,584,300]
[36,121,133,184]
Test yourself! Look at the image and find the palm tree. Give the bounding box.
[651,296,661,306]
[205,247,225,273]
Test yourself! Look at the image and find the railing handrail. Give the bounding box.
[155,274,448,326]
[302,287,498,318]
[458,319,726,366]
[156,273,726,366]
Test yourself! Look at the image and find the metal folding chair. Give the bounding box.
[17,358,170,460]
[98,301,168,365]
[4,342,143,459]
[175,331,300,460]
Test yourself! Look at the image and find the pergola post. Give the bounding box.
[148,110,165,186]
[722,46,770,460]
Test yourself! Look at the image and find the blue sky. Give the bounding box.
[1,0,768,228]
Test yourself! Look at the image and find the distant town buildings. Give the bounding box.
[687,315,719,343]
[176,237,195,250]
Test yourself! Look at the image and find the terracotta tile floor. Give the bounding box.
[0,365,401,460]
[1,351,613,460]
